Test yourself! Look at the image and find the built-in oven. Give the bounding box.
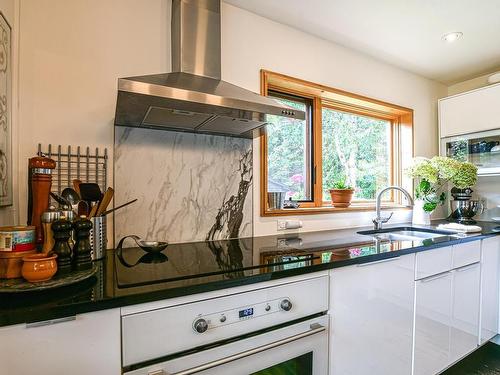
[121,273,329,375]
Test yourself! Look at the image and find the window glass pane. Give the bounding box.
[322,108,391,201]
[266,95,311,201]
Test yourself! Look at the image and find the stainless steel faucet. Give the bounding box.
[373,186,414,230]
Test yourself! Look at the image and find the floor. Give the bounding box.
[442,342,500,375]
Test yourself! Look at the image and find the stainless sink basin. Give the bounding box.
[357,227,460,242]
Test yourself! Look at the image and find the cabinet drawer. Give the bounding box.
[416,246,452,280]
[452,241,481,269]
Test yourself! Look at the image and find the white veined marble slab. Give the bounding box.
[114,127,253,245]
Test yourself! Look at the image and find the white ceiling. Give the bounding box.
[224,0,500,84]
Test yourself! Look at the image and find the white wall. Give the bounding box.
[220,4,447,235]
[16,1,447,237]
[0,0,18,226]
[17,0,169,225]
[448,70,500,96]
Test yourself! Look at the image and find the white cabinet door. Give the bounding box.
[450,263,481,363]
[452,241,481,269]
[414,271,453,375]
[480,237,500,343]
[439,83,500,137]
[0,309,121,375]
[330,255,415,375]
[415,246,452,280]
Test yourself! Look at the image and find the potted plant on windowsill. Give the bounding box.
[329,179,355,208]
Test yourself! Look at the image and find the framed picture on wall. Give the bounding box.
[0,12,11,207]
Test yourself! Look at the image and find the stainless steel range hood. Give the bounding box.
[114,0,305,139]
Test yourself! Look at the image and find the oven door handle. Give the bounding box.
[164,323,326,375]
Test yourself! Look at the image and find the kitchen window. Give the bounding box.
[266,92,314,202]
[260,70,414,216]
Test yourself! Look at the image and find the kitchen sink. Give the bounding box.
[357,227,460,242]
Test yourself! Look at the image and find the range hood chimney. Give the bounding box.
[114,0,305,139]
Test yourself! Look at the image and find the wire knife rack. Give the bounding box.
[37,144,108,195]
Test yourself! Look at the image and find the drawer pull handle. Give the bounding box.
[454,262,479,272]
[26,315,76,328]
[420,270,451,283]
[357,256,400,267]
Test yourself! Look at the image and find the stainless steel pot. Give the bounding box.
[450,200,484,221]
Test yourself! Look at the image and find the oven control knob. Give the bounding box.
[193,318,208,333]
[280,299,293,311]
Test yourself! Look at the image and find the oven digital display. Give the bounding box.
[239,308,254,318]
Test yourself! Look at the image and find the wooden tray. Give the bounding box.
[0,264,98,293]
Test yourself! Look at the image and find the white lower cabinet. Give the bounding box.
[414,271,453,375]
[414,241,483,375]
[450,263,481,363]
[0,308,121,375]
[480,236,500,343]
[330,255,415,375]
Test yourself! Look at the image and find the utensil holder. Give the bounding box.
[89,216,107,260]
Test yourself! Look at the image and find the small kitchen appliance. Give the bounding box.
[448,188,484,224]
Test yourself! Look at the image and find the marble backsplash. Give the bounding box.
[114,127,253,245]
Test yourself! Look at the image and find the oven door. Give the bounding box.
[124,315,329,375]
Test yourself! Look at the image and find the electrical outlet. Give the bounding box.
[277,220,287,231]
[277,220,303,231]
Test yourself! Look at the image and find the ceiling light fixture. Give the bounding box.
[442,31,463,43]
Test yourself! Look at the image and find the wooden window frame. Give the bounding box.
[260,70,414,217]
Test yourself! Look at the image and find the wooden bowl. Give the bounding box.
[21,254,58,283]
[0,250,37,279]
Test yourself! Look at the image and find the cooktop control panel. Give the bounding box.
[192,297,292,333]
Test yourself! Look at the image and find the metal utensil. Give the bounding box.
[50,192,71,208]
[99,198,138,217]
[117,235,168,254]
[61,187,80,206]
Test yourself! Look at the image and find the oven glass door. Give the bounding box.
[250,352,313,374]
[125,315,329,375]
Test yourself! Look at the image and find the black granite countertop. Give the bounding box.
[1,220,499,327]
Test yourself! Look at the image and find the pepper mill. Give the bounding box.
[41,207,61,254]
[72,216,92,271]
[51,217,73,274]
[29,156,56,245]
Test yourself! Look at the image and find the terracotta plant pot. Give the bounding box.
[21,253,58,283]
[329,189,355,208]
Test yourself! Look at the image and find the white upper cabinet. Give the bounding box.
[439,83,500,138]
[330,255,415,375]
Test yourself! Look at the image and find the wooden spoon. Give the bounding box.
[96,187,114,216]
